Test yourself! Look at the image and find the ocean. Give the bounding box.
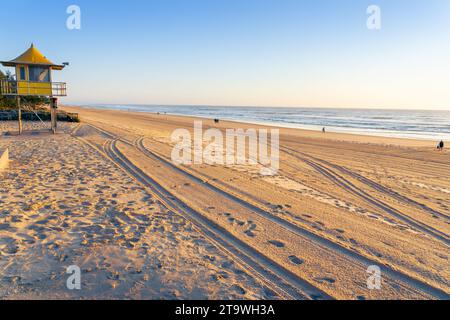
[82,105,450,141]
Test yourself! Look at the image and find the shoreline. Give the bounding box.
[67,104,450,143]
[63,105,445,148]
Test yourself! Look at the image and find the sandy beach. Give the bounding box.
[1,106,449,300]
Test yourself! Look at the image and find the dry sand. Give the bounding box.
[0,122,271,299]
[1,106,449,300]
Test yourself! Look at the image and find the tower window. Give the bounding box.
[19,67,26,80]
[29,66,50,82]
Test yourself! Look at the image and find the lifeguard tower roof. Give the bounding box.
[1,44,65,70]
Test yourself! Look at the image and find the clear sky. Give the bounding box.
[0,0,449,109]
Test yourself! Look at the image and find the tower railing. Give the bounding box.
[0,79,67,97]
[51,82,67,97]
[0,79,18,95]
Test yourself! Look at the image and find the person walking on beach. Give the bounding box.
[437,140,444,151]
[322,127,326,133]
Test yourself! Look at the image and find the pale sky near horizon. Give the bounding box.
[1,0,449,110]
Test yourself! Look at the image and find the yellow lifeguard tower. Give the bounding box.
[0,44,67,134]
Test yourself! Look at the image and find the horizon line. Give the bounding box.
[66,102,450,112]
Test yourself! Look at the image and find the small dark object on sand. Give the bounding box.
[437,140,444,151]
[214,119,220,124]
[322,127,326,133]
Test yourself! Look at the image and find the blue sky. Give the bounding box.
[0,0,449,109]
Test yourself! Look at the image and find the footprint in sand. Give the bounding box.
[292,215,307,222]
[226,216,245,227]
[216,271,230,280]
[230,284,246,295]
[0,223,10,230]
[235,220,245,226]
[314,277,336,285]
[288,255,304,265]
[435,253,448,260]
[4,243,19,255]
[268,240,285,248]
[203,255,216,262]
[221,213,254,232]
[243,220,260,238]
[244,230,256,237]
[312,223,325,231]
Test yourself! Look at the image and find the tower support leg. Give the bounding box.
[50,97,58,134]
[17,96,22,135]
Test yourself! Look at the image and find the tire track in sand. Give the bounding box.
[75,124,449,299]
[133,136,449,299]
[281,146,450,246]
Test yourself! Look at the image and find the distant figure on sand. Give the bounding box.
[322,127,326,133]
[214,119,220,124]
[437,140,444,151]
